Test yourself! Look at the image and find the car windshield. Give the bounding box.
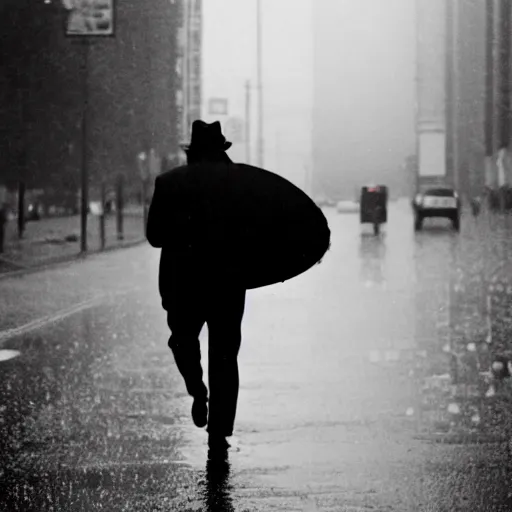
[424,188,455,197]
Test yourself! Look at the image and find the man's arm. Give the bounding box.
[146,175,166,248]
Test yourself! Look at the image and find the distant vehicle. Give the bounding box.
[360,185,388,235]
[336,200,359,213]
[314,197,337,208]
[413,187,460,232]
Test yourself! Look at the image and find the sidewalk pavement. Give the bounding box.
[0,209,146,274]
[415,207,512,443]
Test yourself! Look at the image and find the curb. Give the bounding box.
[0,238,147,281]
[413,431,508,445]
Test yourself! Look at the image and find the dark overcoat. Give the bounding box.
[146,161,249,300]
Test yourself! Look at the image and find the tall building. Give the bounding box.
[484,0,512,198]
[418,0,511,204]
[0,0,183,202]
[442,0,487,199]
[178,0,203,153]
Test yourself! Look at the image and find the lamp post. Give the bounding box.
[80,39,90,253]
[138,151,149,229]
[61,0,116,252]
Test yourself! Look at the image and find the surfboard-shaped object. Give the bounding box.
[148,162,331,289]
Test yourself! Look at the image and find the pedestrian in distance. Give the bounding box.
[146,120,245,455]
[470,196,481,218]
[0,203,7,254]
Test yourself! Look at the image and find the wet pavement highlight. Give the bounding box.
[1,206,512,510]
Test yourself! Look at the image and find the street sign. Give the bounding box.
[62,0,115,36]
[208,98,228,116]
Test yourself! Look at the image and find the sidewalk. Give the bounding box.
[1,206,510,511]
[0,209,146,274]
[416,207,512,443]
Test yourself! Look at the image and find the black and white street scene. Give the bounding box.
[3,1,512,511]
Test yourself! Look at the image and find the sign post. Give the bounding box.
[62,0,115,253]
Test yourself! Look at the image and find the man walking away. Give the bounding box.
[146,120,246,455]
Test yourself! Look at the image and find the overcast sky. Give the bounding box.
[202,0,313,188]
[312,0,416,194]
[202,0,415,192]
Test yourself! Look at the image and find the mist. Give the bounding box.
[202,0,416,199]
[312,0,416,199]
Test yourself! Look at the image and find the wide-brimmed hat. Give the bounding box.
[180,120,232,152]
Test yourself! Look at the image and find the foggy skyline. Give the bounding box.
[203,0,416,196]
[312,0,416,197]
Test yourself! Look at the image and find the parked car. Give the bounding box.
[413,187,460,232]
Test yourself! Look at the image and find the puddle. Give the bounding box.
[0,350,21,362]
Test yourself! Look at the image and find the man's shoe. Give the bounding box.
[208,434,230,450]
[191,396,208,428]
[207,434,230,460]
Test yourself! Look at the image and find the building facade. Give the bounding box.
[177,0,202,160]
[0,0,184,205]
[418,0,511,205]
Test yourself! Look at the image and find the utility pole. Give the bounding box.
[245,80,251,164]
[275,131,280,171]
[450,0,460,195]
[256,0,264,168]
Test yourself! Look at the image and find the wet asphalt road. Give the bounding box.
[1,202,512,511]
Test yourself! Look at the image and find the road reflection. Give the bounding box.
[358,233,386,286]
[202,454,235,512]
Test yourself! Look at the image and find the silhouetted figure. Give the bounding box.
[470,196,481,217]
[146,120,245,450]
[0,203,7,254]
